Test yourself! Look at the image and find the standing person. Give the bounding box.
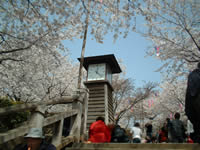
[13,128,56,150]
[88,116,111,143]
[166,118,172,142]
[170,113,186,143]
[185,62,200,143]
[130,122,142,143]
[187,119,194,136]
[186,119,194,143]
[145,123,153,139]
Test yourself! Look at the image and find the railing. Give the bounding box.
[0,89,88,150]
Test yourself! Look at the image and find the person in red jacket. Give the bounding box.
[158,126,168,143]
[88,116,111,143]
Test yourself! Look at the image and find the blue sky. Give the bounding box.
[64,31,162,87]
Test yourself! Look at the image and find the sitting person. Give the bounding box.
[13,128,56,150]
[88,116,111,143]
[111,125,129,143]
[130,122,142,143]
[158,126,168,143]
[170,112,186,143]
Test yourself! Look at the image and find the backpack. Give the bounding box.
[111,125,129,142]
[113,126,124,137]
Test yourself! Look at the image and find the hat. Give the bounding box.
[24,128,45,139]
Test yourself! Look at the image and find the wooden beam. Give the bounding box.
[44,110,78,126]
[0,124,31,144]
[0,103,37,116]
[0,95,79,116]
[56,136,76,150]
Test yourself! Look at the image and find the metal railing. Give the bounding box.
[0,89,88,150]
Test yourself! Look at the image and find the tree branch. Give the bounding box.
[24,0,30,16]
[115,82,156,124]
[0,45,32,55]
[0,31,49,55]
[0,57,23,64]
[0,31,29,42]
[184,27,200,52]
[0,34,5,45]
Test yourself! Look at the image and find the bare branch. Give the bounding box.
[184,27,200,51]
[0,57,23,64]
[0,45,32,55]
[0,31,30,42]
[0,31,49,55]
[24,0,30,16]
[115,82,156,124]
[0,34,5,45]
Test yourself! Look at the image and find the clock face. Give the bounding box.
[88,63,105,81]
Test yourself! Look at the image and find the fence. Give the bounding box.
[0,89,88,150]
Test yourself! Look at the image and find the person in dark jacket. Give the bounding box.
[111,125,129,143]
[170,113,186,143]
[13,128,56,150]
[145,123,153,139]
[166,118,172,142]
[185,62,200,143]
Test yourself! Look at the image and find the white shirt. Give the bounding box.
[187,120,194,135]
[131,126,142,139]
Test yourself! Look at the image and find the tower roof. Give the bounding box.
[78,54,122,74]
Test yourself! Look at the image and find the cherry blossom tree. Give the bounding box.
[117,78,187,130]
[137,79,188,131]
[112,69,157,125]
[112,75,134,122]
[158,79,186,114]
[122,0,200,130]
[0,0,139,101]
[0,0,137,101]
[0,49,79,101]
[0,0,136,62]
[133,0,200,79]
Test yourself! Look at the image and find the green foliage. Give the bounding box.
[0,97,30,133]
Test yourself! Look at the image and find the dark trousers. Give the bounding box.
[133,138,141,143]
[171,137,184,143]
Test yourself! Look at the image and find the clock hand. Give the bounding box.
[95,68,100,75]
[96,70,100,76]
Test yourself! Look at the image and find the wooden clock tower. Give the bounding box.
[78,54,121,128]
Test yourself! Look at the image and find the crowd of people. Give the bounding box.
[86,62,200,144]
[11,113,195,150]
[86,113,196,144]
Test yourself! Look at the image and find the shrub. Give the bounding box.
[0,97,30,132]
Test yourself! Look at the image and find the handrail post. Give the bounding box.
[69,89,86,142]
[29,104,46,128]
[69,102,82,142]
[70,102,82,143]
[51,119,64,147]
